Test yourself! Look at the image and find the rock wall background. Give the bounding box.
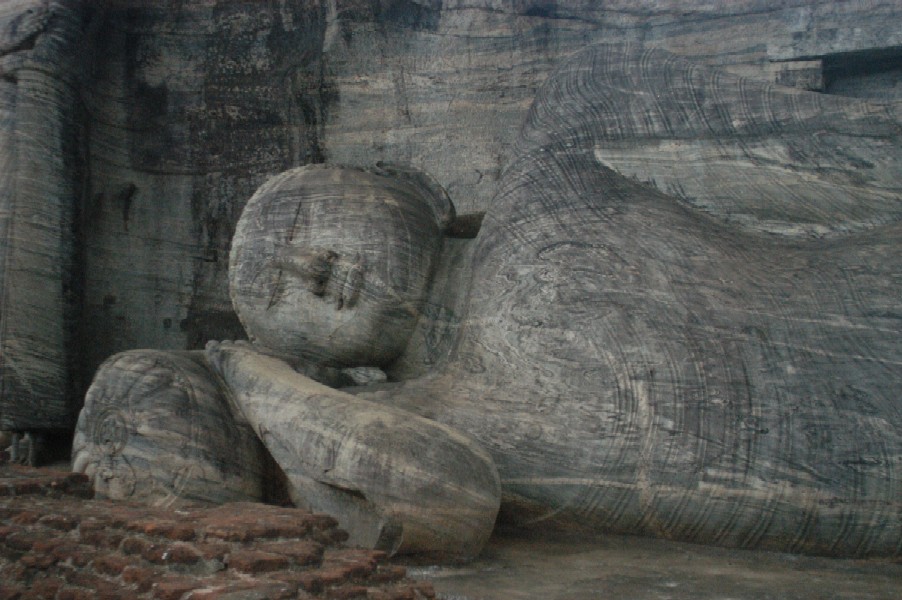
[58,0,902,415]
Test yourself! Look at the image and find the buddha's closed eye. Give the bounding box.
[269,247,367,311]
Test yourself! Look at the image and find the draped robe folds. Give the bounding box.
[359,44,902,558]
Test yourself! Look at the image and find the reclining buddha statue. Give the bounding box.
[74,44,902,560]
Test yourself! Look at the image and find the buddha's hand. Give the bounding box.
[203,338,501,560]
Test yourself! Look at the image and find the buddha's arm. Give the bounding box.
[204,340,500,560]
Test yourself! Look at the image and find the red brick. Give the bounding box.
[92,553,132,576]
[78,518,110,533]
[369,565,407,584]
[256,514,318,539]
[256,540,323,566]
[20,552,56,569]
[227,550,290,574]
[3,531,36,552]
[124,518,155,533]
[200,506,332,541]
[374,587,416,600]
[55,588,92,600]
[52,473,91,498]
[314,527,350,545]
[137,520,195,541]
[322,551,378,580]
[141,543,169,564]
[21,577,62,600]
[66,545,99,568]
[12,481,43,496]
[142,542,202,566]
[195,542,230,561]
[121,535,151,555]
[106,508,137,528]
[317,565,359,587]
[122,565,158,593]
[162,524,197,542]
[48,542,81,564]
[79,528,124,548]
[10,510,41,524]
[308,513,340,530]
[203,521,266,543]
[328,548,386,564]
[270,571,324,594]
[62,571,124,599]
[2,563,28,582]
[37,514,78,531]
[167,542,202,565]
[185,580,296,600]
[31,536,68,554]
[153,576,203,600]
[411,582,436,599]
[326,585,368,599]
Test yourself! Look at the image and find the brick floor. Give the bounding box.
[0,465,434,600]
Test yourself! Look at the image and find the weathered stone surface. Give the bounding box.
[0,0,88,430]
[71,350,266,506]
[0,1,898,420]
[352,42,902,557]
[522,43,902,237]
[76,163,500,560]
[229,164,453,368]
[75,30,902,559]
[74,0,331,390]
[320,0,902,215]
[1,0,890,404]
[0,0,897,566]
[204,340,501,561]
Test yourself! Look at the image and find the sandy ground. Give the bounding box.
[410,531,902,600]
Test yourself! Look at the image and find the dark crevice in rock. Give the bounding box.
[822,45,902,100]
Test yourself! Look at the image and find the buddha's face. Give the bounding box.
[230,166,443,367]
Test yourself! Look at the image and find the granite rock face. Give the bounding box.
[0,0,88,430]
[1,2,902,558]
[417,42,902,557]
[76,47,902,556]
[71,350,266,506]
[66,0,902,411]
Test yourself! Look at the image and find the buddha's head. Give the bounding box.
[229,164,452,367]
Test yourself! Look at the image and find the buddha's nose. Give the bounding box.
[273,247,337,296]
[272,248,365,310]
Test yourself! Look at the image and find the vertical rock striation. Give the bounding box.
[0,0,87,430]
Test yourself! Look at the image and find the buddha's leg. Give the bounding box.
[456,42,902,558]
[72,350,265,507]
[204,340,500,560]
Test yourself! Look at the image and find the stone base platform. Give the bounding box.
[0,465,434,600]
